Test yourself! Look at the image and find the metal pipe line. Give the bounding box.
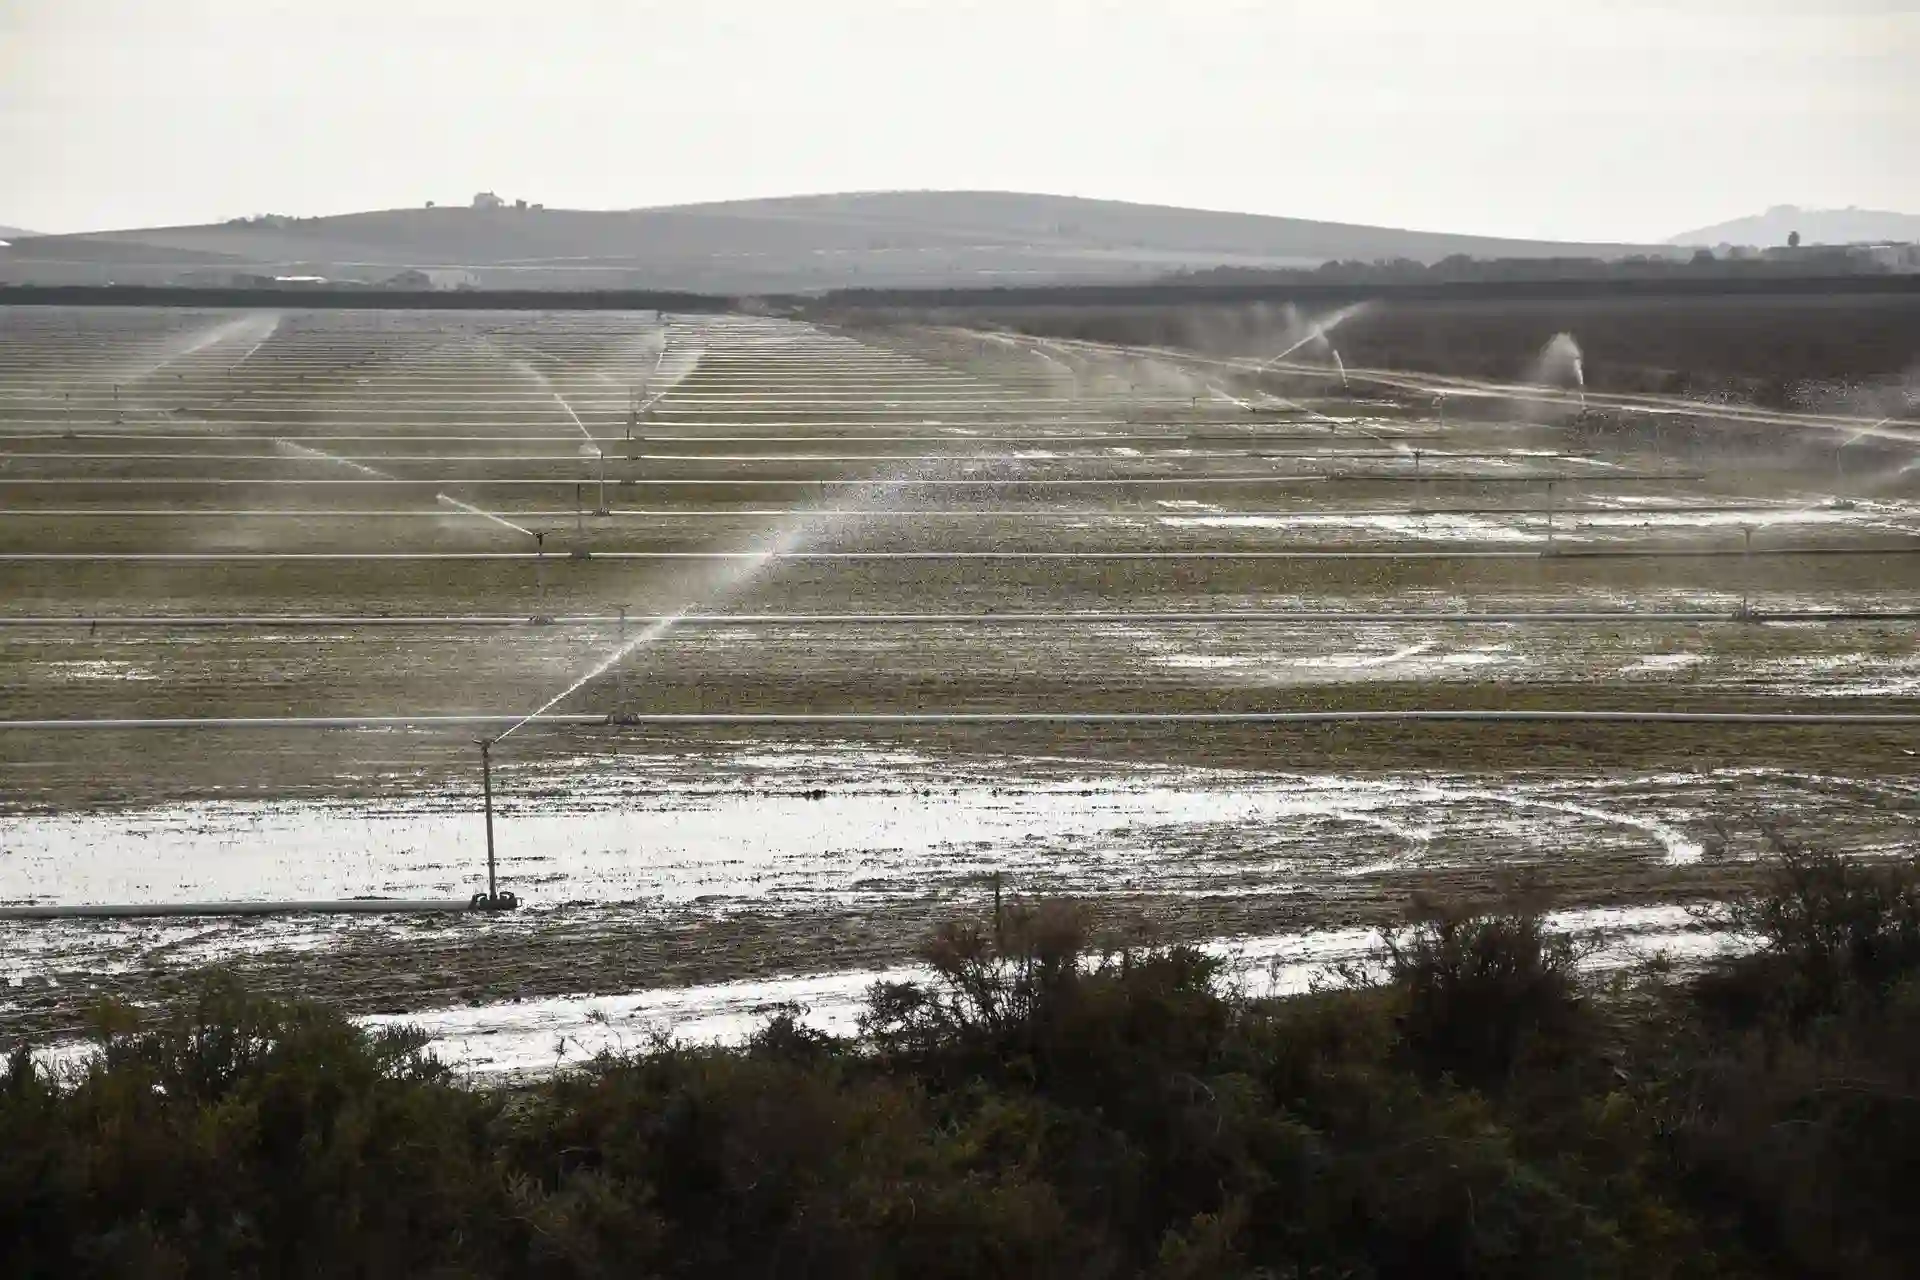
[0,474,1700,486]
[1,546,1912,562]
[4,711,1918,730]
[1,609,1916,628]
[0,900,483,920]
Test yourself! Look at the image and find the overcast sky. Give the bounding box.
[4,0,1915,241]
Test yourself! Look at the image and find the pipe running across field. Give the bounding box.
[0,900,485,921]
[0,473,1703,486]
[3,609,1919,628]
[2,546,1916,562]
[3,711,1919,731]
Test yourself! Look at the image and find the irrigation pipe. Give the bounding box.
[4,711,1919,731]
[0,474,1702,486]
[3,547,1915,563]
[3,609,1917,629]
[0,900,485,921]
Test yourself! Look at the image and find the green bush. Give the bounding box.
[1704,843,1920,1023]
[1340,899,1592,1087]
[6,854,1920,1276]
[1655,848,1920,1279]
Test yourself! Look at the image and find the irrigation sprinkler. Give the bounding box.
[472,738,518,912]
[533,530,548,615]
[588,446,610,515]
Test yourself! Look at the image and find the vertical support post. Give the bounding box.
[480,739,498,903]
[534,531,546,612]
[1545,480,1556,553]
[596,450,608,515]
[1741,526,1754,618]
[575,484,584,539]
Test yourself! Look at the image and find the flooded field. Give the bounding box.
[1,305,1916,1051]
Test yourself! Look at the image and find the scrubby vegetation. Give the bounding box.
[6,850,1920,1277]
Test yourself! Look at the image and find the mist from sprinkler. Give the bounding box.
[435,493,538,539]
[1256,303,1370,372]
[228,313,283,372]
[1537,333,1588,410]
[273,440,540,542]
[503,355,597,447]
[273,438,394,481]
[100,312,284,393]
[635,338,705,418]
[492,404,952,744]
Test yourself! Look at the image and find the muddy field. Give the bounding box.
[1,304,1917,1053]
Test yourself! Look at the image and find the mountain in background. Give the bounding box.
[1671,205,1920,247]
[0,191,1675,292]
[0,226,40,241]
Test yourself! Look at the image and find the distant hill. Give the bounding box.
[0,225,40,241]
[0,191,1676,292]
[1671,205,1920,248]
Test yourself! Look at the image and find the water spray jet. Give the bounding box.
[1537,333,1588,411]
[435,492,537,539]
[1256,303,1370,373]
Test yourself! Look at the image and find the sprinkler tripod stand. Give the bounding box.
[471,737,520,912]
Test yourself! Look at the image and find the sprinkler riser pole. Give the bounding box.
[1741,527,1754,618]
[481,740,497,902]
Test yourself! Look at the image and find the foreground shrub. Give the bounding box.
[1656,848,1920,1279]
[1341,899,1591,1087]
[0,977,504,1276]
[7,855,1920,1276]
[1700,843,1920,1024]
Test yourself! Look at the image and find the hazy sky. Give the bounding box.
[4,0,1916,240]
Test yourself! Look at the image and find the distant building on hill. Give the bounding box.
[1761,241,1915,271]
[472,191,505,210]
[384,267,480,290]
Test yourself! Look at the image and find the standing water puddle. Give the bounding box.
[0,745,1717,914]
